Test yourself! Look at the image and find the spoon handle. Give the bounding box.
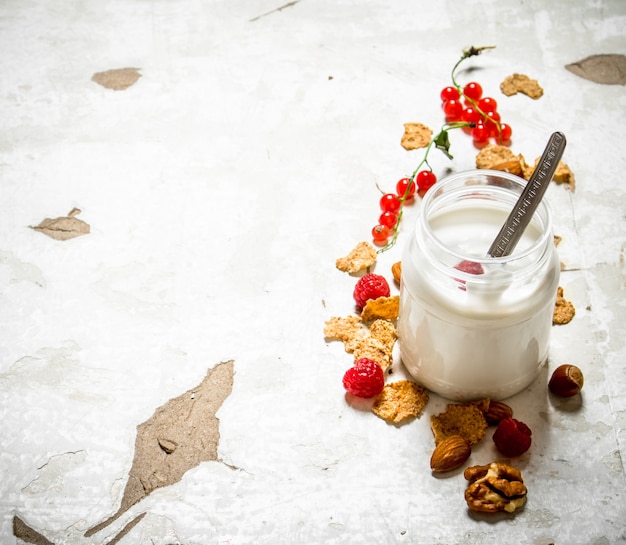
[488,131,567,258]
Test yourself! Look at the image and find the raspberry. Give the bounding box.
[453,260,485,290]
[353,273,390,308]
[492,417,532,457]
[342,358,384,398]
[454,260,484,275]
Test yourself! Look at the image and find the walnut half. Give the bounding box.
[464,462,527,513]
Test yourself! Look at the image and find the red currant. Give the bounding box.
[442,99,463,121]
[372,224,389,245]
[416,170,437,192]
[477,97,498,113]
[471,123,490,144]
[396,177,416,200]
[440,86,460,102]
[496,122,513,143]
[379,193,401,214]
[463,81,483,101]
[485,110,501,123]
[342,358,384,398]
[484,111,501,137]
[461,106,481,125]
[379,211,398,229]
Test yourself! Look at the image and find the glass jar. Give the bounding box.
[398,169,560,401]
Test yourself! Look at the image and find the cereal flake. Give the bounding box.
[500,73,544,99]
[525,158,576,190]
[361,295,400,322]
[553,286,575,325]
[336,241,378,274]
[368,319,397,352]
[430,403,488,446]
[401,122,433,151]
[351,336,393,371]
[324,315,365,344]
[475,144,526,176]
[372,380,430,424]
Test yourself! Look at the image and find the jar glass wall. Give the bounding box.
[398,169,560,401]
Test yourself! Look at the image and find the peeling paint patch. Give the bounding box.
[22,451,88,494]
[92,68,142,90]
[565,54,626,85]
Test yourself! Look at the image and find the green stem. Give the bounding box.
[408,140,435,179]
[376,46,496,254]
[377,121,472,254]
[452,45,496,87]
[450,46,502,138]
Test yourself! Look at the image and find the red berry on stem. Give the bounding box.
[371,224,390,245]
[353,273,390,308]
[493,417,532,457]
[478,97,498,113]
[472,123,490,144]
[484,111,501,137]
[461,106,481,124]
[379,211,398,229]
[440,86,460,102]
[496,122,513,143]
[485,110,501,123]
[342,358,384,398]
[396,177,416,200]
[380,193,401,214]
[416,170,437,192]
[463,81,483,101]
[442,99,463,121]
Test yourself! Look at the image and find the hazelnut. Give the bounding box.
[430,435,471,473]
[483,400,514,425]
[548,364,584,397]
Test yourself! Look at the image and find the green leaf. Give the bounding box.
[434,130,453,159]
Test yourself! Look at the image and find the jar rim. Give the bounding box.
[418,169,554,270]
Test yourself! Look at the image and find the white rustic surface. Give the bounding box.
[1,1,625,544]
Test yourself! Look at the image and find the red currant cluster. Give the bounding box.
[372,171,437,247]
[370,46,508,251]
[440,81,512,147]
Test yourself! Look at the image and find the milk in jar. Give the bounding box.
[398,170,560,400]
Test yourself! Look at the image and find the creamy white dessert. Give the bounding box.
[398,171,560,400]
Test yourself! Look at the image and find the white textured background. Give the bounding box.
[1,1,625,543]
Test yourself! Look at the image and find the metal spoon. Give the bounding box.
[487,131,567,258]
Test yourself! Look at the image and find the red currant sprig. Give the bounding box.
[371,120,471,250]
[371,46,502,251]
[441,46,513,147]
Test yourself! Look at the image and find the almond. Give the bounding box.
[391,261,402,285]
[430,435,471,473]
[484,400,513,425]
